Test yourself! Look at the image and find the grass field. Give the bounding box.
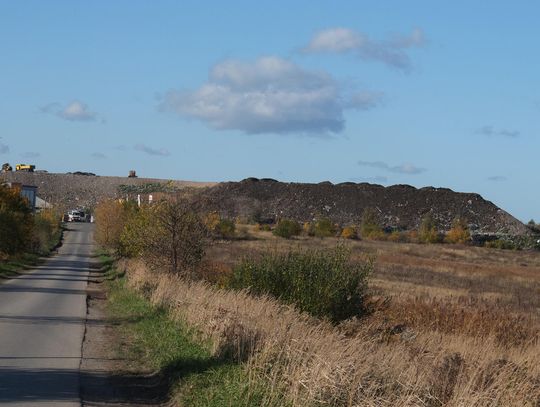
[114,225,539,405]
[201,226,540,405]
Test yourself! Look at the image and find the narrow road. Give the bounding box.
[0,223,95,406]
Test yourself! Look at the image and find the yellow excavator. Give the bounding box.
[15,164,35,172]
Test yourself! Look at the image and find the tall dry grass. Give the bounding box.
[117,258,540,406]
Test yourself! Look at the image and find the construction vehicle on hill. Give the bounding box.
[15,164,35,172]
[1,163,12,172]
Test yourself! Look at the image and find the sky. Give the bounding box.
[1,1,539,221]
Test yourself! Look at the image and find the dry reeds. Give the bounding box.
[117,259,540,406]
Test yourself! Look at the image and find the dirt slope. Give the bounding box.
[0,171,215,210]
[198,178,530,236]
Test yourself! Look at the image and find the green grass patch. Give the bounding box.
[105,262,284,406]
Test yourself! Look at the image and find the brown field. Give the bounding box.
[122,226,540,406]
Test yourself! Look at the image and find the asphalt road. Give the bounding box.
[0,223,94,406]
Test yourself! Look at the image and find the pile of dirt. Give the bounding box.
[198,178,530,236]
[0,172,214,210]
[2,172,530,237]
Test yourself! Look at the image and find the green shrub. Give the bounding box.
[273,219,301,239]
[360,208,383,239]
[32,209,62,255]
[418,214,441,243]
[0,185,33,256]
[314,218,337,238]
[120,199,206,275]
[216,219,236,239]
[228,245,373,322]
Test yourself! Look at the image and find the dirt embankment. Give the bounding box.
[198,178,530,236]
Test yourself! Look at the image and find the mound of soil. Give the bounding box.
[198,178,530,236]
[2,172,529,237]
[0,172,214,210]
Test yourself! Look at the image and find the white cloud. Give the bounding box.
[358,160,426,174]
[0,143,9,154]
[134,144,170,156]
[161,56,382,135]
[303,28,364,53]
[303,27,425,71]
[476,125,520,138]
[41,100,98,122]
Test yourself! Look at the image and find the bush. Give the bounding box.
[388,230,409,243]
[257,223,271,232]
[0,185,33,256]
[216,219,236,239]
[273,219,301,239]
[95,200,137,251]
[418,214,441,243]
[228,245,373,322]
[341,226,357,239]
[303,222,314,236]
[32,209,62,255]
[445,218,471,244]
[121,198,206,275]
[204,212,236,239]
[203,211,220,231]
[360,208,383,239]
[314,218,337,238]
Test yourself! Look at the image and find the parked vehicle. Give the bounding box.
[67,210,86,222]
[16,164,35,172]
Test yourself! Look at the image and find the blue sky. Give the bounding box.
[1,1,539,221]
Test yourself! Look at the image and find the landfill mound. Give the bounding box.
[0,171,214,210]
[198,178,530,236]
[1,172,529,237]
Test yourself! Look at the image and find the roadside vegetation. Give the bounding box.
[0,184,63,278]
[95,197,540,406]
[105,262,283,407]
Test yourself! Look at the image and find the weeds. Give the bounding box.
[106,264,285,406]
[228,245,373,322]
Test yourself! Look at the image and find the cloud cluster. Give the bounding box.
[41,101,97,122]
[91,152,107,159]
[134,144,170,157]
[302,27,425,70]
[358,160,426,174]
[161,57,382,135]
[0,143,9,154]
[476,125,520,138]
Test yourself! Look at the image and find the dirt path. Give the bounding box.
[80,265,168,406]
